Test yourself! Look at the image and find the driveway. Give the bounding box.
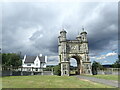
[75,75,118,87]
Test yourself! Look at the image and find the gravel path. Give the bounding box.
[75,75,118,87]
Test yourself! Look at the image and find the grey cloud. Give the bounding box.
[2,2,118,58]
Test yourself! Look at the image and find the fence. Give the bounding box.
[2,66,119,76]
[2,66,53,76]
[97,68,120,75]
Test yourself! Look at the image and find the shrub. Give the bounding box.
[53,63,61,76]
[92,61,103,75]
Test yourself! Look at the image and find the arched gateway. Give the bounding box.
[58,28,92,76]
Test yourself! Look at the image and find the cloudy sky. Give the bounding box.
[1,1,118,65]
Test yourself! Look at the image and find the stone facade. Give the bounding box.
[58,28,92,76]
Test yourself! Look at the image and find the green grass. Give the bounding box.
[81,74,118,81]
[2,75,114,88]
[0,77,2,89]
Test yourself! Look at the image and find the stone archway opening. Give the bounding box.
[69,55,82,76]
[70,58,77,75]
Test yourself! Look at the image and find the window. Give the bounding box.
[36,63,38,66]
[83,37,84,40]
[79,45,80,50]
[63,65,66,70]
[27,64,31,66]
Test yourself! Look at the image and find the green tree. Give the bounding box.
[53,63,61,76]
[2,53,22,67]
[112,55,120,68]
[44,65,55,71]
[92,61,103,75]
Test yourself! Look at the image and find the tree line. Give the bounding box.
[92,54,120,75]
[1,52,120,75]
[1,53,22,67]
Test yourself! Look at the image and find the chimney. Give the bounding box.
[39,54,42,57]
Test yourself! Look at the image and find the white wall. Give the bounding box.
[34,56,41,68]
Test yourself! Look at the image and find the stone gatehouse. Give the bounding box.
[58,28,91,76]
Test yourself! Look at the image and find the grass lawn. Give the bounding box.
[81,74,118,81]
[2,75,114,88]
[0,77,2,89]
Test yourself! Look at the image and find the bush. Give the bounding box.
[53,63,61,76]
[92,61,103,75]
[92,65,97,75]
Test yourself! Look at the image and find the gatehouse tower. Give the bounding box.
[58,28,91,76]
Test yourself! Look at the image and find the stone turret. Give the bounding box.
[80,28,89,62]
[60,29,67,42]
[58,29,67,62]
[80,28,88,42]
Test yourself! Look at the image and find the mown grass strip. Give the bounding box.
[2,75,115,88]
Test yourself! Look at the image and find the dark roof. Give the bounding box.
[24,56,45,63]
[24,56,36,63]
[38,56,45,63]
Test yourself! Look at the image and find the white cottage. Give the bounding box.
[22,54,47,71]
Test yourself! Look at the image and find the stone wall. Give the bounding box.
[97,68,120,75]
